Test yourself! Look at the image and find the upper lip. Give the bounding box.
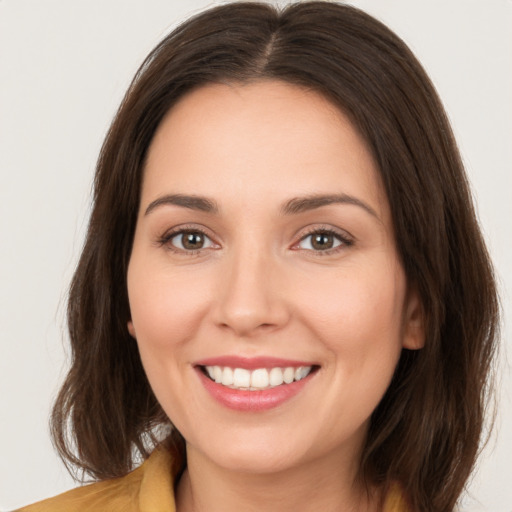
[194,356,317,370]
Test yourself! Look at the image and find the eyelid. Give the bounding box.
[157,224,220,254]
[291,225,354,254]
[156,223,354,256]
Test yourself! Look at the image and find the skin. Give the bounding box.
[127,81,424,511]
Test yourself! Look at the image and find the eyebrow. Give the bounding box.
[145,194,219,216]
[144,192,378,219]
[281,193,379,219]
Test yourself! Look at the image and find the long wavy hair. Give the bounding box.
[51,3,499,511]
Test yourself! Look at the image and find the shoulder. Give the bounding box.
[15,443,180,512]
[15,465,144,512]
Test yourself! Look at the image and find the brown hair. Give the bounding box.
[51,2,499,510]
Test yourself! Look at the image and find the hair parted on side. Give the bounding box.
[50,2,499,511]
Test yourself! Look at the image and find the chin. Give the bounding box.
[187,428,311,475]
[212,447,305,475]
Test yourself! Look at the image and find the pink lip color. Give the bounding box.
[194,355,314,370]
[194,358,316,412]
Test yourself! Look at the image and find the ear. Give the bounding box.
[127,320,137,339]
[402,286,425,350]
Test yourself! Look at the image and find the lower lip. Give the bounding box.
[196,369,313,412]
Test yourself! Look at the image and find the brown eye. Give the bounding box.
[311,233,335,250]
[298,231,346,251]
[182,232,204,249]
[170,230,213,251]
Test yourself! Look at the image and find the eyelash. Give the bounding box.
[294,226,354,256]
[157,225,354,256]
[157,225,214,256]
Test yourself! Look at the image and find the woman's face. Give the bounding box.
[127,81,423,475]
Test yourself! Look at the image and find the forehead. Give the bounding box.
[142,80,388,221]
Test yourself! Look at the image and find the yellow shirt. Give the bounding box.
[17,446,409,511]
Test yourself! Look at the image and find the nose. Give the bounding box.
[213,247,290,338]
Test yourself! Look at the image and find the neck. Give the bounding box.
[175,444,380,512]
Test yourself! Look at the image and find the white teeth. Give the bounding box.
[233,368,250,388]
[204,365,313,391]
[251,368,269,388]
[269,367,284,387]
[221,367,234,386]
[213,366,222,383]
[283,367,295,384]
[295,366,310,381]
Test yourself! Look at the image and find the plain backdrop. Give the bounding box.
[0,0,511,510]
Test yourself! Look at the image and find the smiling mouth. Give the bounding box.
[200,365,319,391]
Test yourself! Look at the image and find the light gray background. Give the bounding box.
[1,0,510,510]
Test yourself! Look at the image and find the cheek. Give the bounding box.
[127,260,212,357]
[295,261,406,433]
[293,258,406,381]
[126,259,215,426]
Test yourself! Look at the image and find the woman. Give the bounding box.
[16,2,498,511]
